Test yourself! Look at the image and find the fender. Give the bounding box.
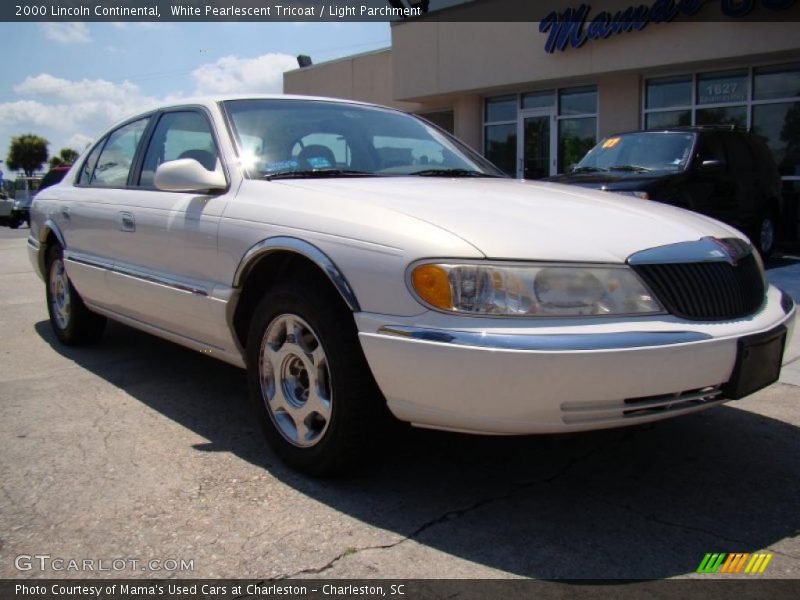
[233,236,361,312]
[33,219,67,279]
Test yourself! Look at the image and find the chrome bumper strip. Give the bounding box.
[375,325,712,352]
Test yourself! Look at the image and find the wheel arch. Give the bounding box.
[231,236,361,351]
[35,219,67,279]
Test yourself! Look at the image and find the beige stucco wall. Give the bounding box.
[391,19,800,102]
[597,73,641,137]
[283,49,422,112]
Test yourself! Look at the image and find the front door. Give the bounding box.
[518,110,556,179]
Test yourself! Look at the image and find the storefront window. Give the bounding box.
[485,96,516,122]
[559,118,597,173]
[752,101,800,177]
[697,70,748,105]
[484,123,516,177]
[646,75,692,110]
[643,63,800,181]
[696,105,747,128]
[754,63,800,101]
[645,109,691,130]
[559,86,597,116]
[522,90,555,110]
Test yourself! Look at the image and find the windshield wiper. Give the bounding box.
[263,169,375,181]
[409,168,501,178]
[571,166,608,173]
[608,164,653,172]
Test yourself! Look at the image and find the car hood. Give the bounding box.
[272,177,742,263]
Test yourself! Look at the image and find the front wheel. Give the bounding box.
[8,215,20,229]
[45,245,106,345]
[755,214,777,261]
[246,279,387,476]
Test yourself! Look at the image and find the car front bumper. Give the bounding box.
[357,285,795,434]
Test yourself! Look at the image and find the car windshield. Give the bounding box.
[223,99,505,179]
[574,132,695,173]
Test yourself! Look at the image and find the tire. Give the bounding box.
[45,244,106,345]
[8,215,20,229]
[246,277,387,476]
[754,213,777,261]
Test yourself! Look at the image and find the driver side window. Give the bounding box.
[139,111,219,188]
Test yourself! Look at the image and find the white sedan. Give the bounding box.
[28,95,795,475]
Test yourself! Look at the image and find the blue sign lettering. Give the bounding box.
[540,0,793,53]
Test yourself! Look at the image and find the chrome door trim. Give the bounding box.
[64,251,209,296]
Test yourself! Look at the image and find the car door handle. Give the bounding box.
[120,211,135,232]
[60,206,70,220]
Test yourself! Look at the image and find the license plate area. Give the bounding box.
[721,325,786,400]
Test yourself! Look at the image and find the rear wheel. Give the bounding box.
[45,245,106,345]
[246,278,387,476]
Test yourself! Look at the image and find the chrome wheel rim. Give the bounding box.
[259,314,332,448]
[760,218,774,254]
[49,258,71,330]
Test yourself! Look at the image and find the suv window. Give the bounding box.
[90,118,150,187]
[725,134,756,173]
[694,133,725,165]
[139,111,219,187]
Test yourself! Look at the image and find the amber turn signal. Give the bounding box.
[410,264,453,309]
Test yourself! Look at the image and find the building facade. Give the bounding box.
[284,0,800,237]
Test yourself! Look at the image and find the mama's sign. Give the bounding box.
[539,0,796,53]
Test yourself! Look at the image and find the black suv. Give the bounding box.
[547,127,784,258]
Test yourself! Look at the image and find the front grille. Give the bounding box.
[632,254,765,321]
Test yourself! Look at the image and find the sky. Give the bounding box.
[0,21,391,178]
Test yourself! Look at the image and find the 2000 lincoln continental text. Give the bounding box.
[28,95,795,475]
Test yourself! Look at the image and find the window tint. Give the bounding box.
[725,135,756,173]
[140,111,218,187]
[695,134,725,164]
[77,141,103,185]
[646,75,692,109]
[485,96,516,122]
[90,118,149,187]
[558,86,597,116]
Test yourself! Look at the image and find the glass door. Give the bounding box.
[517,109,556,179]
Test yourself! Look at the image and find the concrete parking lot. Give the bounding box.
[0,224,798,580]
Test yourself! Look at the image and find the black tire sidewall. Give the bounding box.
[246,282,381,475]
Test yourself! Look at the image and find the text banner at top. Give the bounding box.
[4,0,800,22]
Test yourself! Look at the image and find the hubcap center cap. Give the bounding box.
[281,354,310,407]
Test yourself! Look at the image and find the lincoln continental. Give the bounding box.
[28,95,795,474]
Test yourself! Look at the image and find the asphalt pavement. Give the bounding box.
[0,224,798,580]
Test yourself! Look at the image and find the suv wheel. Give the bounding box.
[756,214,776,260]
[246,278,386,476]
[45,245,106,345]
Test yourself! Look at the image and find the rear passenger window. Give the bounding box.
[139,111,219,188]
[90,118,149,187]
[77,141,103,185]
[726,135,756,173]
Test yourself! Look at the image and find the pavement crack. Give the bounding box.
[271,434,623,579]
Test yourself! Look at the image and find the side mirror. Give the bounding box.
[154,158,226,193]
[699,158,725,172]
[568,163,577,173]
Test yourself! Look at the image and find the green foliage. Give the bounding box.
[6,134,49,177]
[49,147,80,168]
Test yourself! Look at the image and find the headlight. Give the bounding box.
[612,190,649,200]
[409,262,663,316]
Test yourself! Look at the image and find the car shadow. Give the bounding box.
[35,320,800,580]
